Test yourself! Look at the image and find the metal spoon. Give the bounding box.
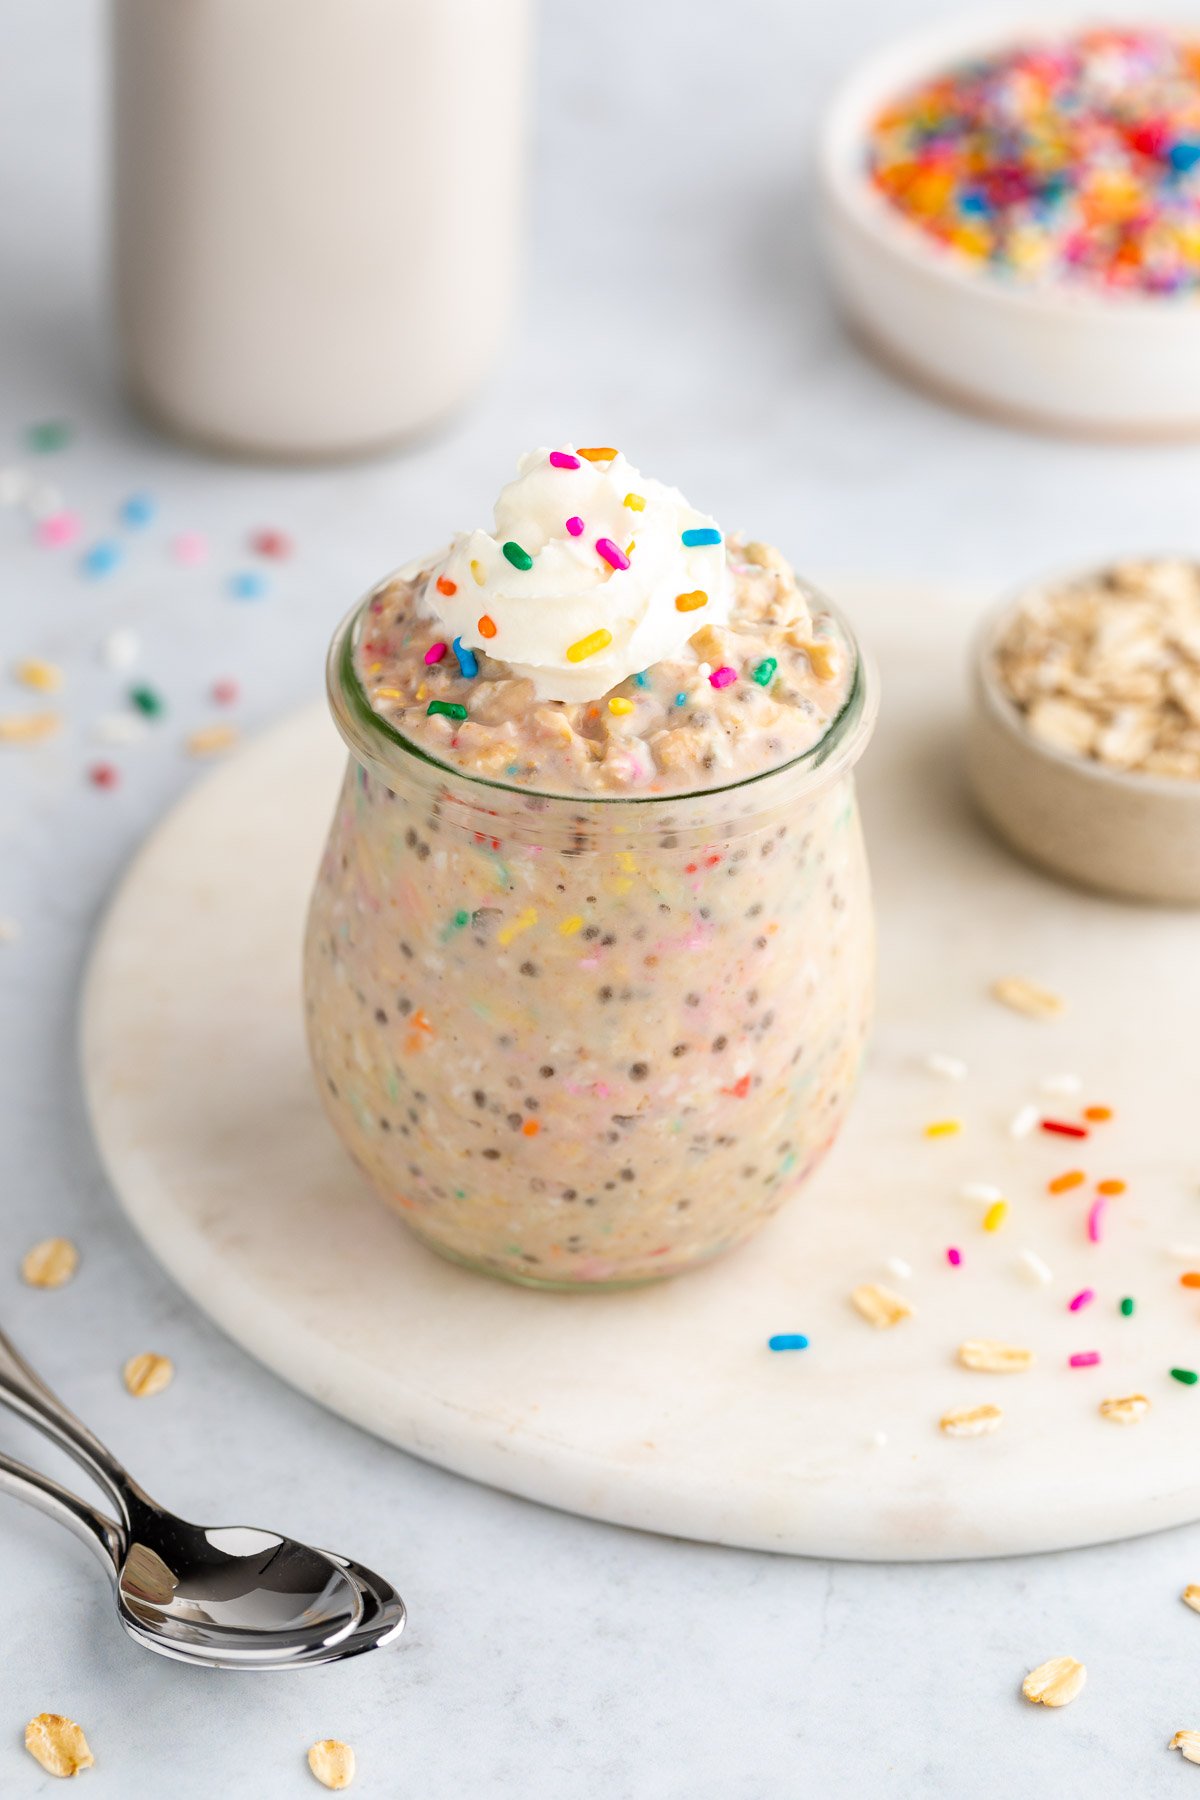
[0,1448,406,1669]
[0,1323,380,1667]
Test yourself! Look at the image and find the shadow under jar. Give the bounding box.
[304,595,877,1290]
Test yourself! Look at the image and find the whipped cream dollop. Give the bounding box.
[417,448,733,703]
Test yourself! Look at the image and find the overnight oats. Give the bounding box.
[303,448,877,1288]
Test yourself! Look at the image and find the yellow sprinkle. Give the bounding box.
[566,629,613,664]
[14,658,63,693]
[416,682,426,700]
[623,493,645,511]
[982,1199,1008,1232]
[374,686,403,699]
[498,907,537,947]
[367,660,383,674]
[470,559,486,586]
[608,696,634,716]
[559,915,584,935]
[626,540,635,556]
[674,590,708,613]
[186,724,238,757]
[615,851,637,873]
[610,877,633,895]
[0,712,60,744]
[924,1119,961,1139]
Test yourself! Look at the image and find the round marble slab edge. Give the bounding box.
[79,584,1200,1560]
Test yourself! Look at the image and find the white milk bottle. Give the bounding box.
[112,0,531,459]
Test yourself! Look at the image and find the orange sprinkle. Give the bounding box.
[1096,1178,1126,1196]
[675,590,708,612]
[1084,1105,1113,1122]
[436,575,457,596]
[522,1119,540,1137]
[1181,1272,1200,1289]
[478,615,497,639]
[577,446,618,462]
[1048,1170,1086,1194]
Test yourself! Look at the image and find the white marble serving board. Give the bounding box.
[80,584,1200,1560]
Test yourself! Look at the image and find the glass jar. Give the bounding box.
[303,588,878,1289]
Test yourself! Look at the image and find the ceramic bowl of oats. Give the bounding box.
[967,558,1200,905]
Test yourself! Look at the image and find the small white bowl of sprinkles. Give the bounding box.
[818,16,1200,437]
[967,556,1200,903]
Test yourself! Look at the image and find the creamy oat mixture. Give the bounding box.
[356,448,854,796]
[993,558,1200,779]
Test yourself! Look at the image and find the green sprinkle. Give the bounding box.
[25,419,72,454]
[752,657,778,687]
[129,685,164,717]
[1119,1296,1135,1317]
[1171,1367,1199,1386]
[427,700,467,721]
[502,540,533,571]
[453,910,470,928]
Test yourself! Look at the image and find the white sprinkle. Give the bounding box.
[1040,1072,1083,1097]
[961,1182,1003,1204]
[101,628,140,672]
[93,713,147,746]
[884,1256,912,1281]
[1019,1249,1053,1286]
[1009,1103,1039,1139]
[0,466,30,506]
[869,1430,889,1449]
[698,662,712,679]
[1167,1244,1200,1262]
[23,482,62,521]
[926,1052,968,1081]
[0,917,20,944]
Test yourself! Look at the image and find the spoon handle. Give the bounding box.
[0,1324,142,1525]
[0,1447,123,1574]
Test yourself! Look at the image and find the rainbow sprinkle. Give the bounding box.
[675,590,708,613]
[752,657,777,687]
[1069,1351,1101,1369]
[595,537,629,571]
[502,541,533,571]
[1171,1367,1199,1385]
[946,1246,962,1267]
[768,1333,810,1352]
[424,642,448,666]
[1120,1296,1136,1317]
[549,451,580,469]
[1087,1198,1107,1243]
[682,527,721,548]
[565,516,584,537]
[709,665,738,690]
[566,629,613,664]
[427,700,468,722]
[452,638,478,678]
[1068,1287,1094,1312]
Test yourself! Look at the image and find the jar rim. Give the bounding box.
[326,577,878,821]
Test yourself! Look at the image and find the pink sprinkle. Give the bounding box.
[566,516,585,537]
[709,665,738,689]
[89,762,119,790]
[596,537,629,571]
[549,451,580,470]
[1087,1198,1107,1244]
[424,641,448,665]
[1069,1351,1101,1368]
[36,510,81,547]
[212,678,239,706]
[946,1246,962,1267]
[172,531,208,566]
[1068,1287,1094,1312]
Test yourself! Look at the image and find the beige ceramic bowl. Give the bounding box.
[967,594,1200,905]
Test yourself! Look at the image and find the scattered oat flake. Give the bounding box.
[925,1051,968,1080]
[991,976,1066,1020]
[186,724,239,757]
[1100,1393,1151,1424]
[959,1340,1034,1373]
[1171,1731,1200,1765]
[1019,1249,1053,1286]
[123,1352,174,1398]
[940,1403,1002,1437]
[0,711,59,743]
[21,1237,79,1289]
[1022,1657,1086,1708]
[850,1282,914,1328]
[1183,1586,1200,1613]
[14,657,63,692]
[24,1713,94,1777]
[308,1739,356,1790]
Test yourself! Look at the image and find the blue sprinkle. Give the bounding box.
[120,491,157,529]
[674,691,687,707]
[229,570,269,600]
[634,670,649,688]
[1170,140,1200,173]
[681,526,721,548]
[768,1333,809,1352]
[81,540,123,579]
[452,636,478,679]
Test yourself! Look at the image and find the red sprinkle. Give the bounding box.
[424,641,448,665]
[566,516,584,537]
[1041,1119,1089,1139]
[211,678,239,706]
[549,451,580,470]
[1068,1287,1094,1311]
[436,575,457,597]
[250,529,292,558]
[1069,1351,1101,1368]
[89,762,119,789]
[946,1246,962,1267]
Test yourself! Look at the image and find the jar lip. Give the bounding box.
[327,579,877,810]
